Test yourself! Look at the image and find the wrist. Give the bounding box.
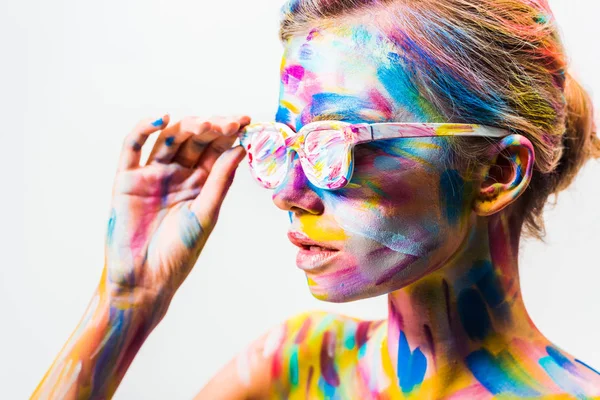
[98,271,174,330]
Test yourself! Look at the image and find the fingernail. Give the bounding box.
[151,117,164,127]
[223,144,244,156]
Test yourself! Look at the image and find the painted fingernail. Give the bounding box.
[165,136,175,146]
[151,117,164,127]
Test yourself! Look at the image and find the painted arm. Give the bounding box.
[30,272,159,399]
[31,114,251,399]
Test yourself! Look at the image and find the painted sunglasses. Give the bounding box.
[238,121,510,191]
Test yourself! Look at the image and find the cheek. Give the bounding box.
[353,142,471,227]
[322,142,472,260]
[330,151,446,244]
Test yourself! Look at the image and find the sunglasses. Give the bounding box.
[238,121,510,191]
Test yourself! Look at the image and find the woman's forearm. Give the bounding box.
[30,115,249,399]
[31,269,162,400]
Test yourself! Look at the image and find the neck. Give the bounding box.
[385,212,544,392]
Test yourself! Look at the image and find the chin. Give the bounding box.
[305,274,399,303]
[304,258,435,303]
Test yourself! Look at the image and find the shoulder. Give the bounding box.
[264,311,384,397]
[267,310,383,359]
[537,345,600,398]
[195,311,383,399]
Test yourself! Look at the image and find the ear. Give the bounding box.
[472,134,536,216]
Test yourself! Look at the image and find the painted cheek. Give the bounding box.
[319,188,424,256]
[347,148,416,207]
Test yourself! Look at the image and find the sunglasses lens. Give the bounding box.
[303,129,353,190]
[244,126,289,189]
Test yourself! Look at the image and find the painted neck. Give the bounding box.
[385,212,542,386]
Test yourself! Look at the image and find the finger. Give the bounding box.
[195,134,239,172]
[170,115,252,169]
[191,146,246,229]
[195,116,252,171]
[208,115,251,136]
[118,114,170,171]
[147,117,213,165]
[171,122,226,169]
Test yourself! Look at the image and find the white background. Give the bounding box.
[1,1,599,398]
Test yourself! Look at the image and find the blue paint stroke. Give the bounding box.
[151,118,164,127]
[106,208,116,246]
[547,346,576,371]
[345,334,355,350]
[388,29,508,126]
[539,356,586,399]
[319,377,337,398]
[180,208,203,250]
[397,331,427,393]
[290,347,299,386]
[575,359,600,376]
[466,349,539,397]
[308,93,370,124]
[377,52,430,122]
[439,169,464,226]
[276,105,292,125]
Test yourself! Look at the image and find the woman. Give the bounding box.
[32,0,600,398]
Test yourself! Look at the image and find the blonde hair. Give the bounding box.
[280,0,599,239]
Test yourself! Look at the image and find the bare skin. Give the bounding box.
[31,114,252,399]
[31,22,600,400]
[31,113,600,399]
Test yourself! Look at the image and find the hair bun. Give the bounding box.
[552,73,600,194]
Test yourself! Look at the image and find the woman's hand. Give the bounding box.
[105,114,250,317]
[31,115,250,399]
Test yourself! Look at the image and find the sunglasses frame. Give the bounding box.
[239,121,511,191]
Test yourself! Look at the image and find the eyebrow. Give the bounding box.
[311,109,391,124]
[311,112,356,122]
[288,111,381,134]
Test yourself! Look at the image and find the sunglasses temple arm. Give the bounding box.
[352,124,376,144]
[364,123,511,141]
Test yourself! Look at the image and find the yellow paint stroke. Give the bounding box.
[280,99,300,115]
[299,215,349,242]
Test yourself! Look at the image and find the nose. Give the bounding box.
[272,152,325,216]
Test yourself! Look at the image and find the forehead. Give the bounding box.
[276,25,438,131]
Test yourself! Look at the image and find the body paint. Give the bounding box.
[257,19,600,399]
[33,156,211,398]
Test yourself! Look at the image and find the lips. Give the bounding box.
[287,231,340,251]
[287,231,341,271]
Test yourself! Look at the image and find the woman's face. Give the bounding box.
[273,25,478,302]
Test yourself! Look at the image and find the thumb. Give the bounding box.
[190,145,246,230]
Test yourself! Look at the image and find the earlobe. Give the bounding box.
[473,134,536,217]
